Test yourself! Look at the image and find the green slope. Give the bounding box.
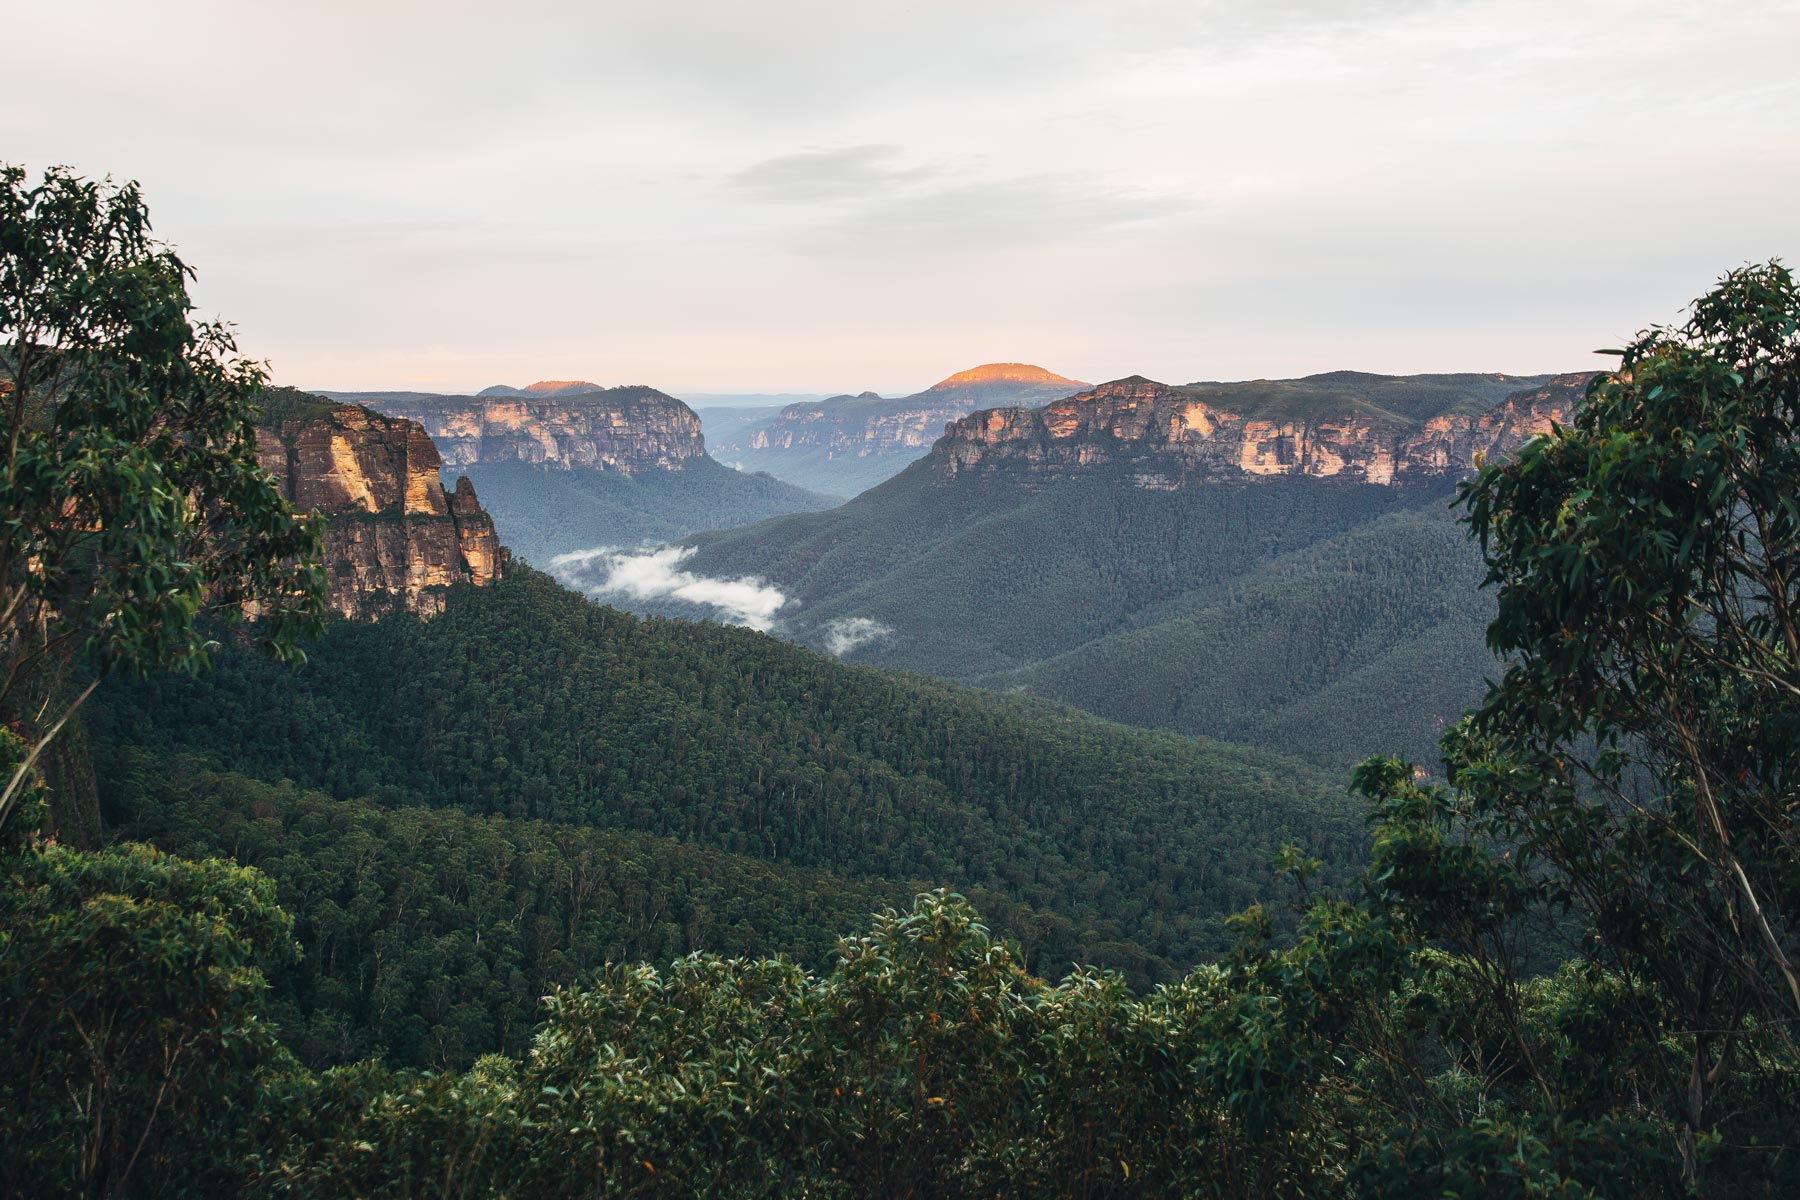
[453,455,834,566]
[997,505,1497,768]
[686,464,1462,684]
[87,568,1358,985]
[671,370,1544,767]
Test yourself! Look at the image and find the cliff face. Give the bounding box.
[368,387,707,473]
[935,373,1591,486]
[744,392,958,457]
[255,402,507,619]
[719,364,1090,462]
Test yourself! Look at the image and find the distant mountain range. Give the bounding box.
[679,370,1591,769]
[324,384,833,565]
[706,363,1090,497]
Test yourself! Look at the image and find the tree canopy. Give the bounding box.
[0,164,324,834]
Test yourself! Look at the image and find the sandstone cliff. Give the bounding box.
[255,395,507,619]
[368,386,707,473]
[934,372,1591,486]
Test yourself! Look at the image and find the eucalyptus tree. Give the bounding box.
[0,164,323,831]
[1447,261,1800,1185]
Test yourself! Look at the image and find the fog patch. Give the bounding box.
[822,616,893,657]
[549,545,787,630]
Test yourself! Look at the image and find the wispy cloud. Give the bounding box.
[728,145,1198,253]
[728,144,937,204]
[548,545,788,630]
[821,616,893,657]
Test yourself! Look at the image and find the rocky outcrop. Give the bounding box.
[368,386,707,473]
[935,373,1591,486]
[716,364,1090,463]
[255,400,508,619]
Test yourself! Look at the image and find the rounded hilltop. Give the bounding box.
[929,363,1086,390]
[476,380,604,397]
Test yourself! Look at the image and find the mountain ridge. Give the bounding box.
[350,385,831,563]
[678,370,1594,765]
[933,372,1590,486]
[708,361,1092,495]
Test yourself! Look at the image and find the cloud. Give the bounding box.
[728,145,1199,254]
[728,144,936,204]
[548,545,787,630]
[821,616,893,657]
[813,174,1197,252]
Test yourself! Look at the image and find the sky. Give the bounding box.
[8,0,1797,394]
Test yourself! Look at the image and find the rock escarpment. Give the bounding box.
[935,372,1590,486]
[255,395,506,619]
[368,386,707,473]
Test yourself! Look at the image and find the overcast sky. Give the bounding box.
[9,1,1797,393]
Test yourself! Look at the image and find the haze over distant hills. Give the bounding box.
[707,362,1090,496]
[669,370,1589,769]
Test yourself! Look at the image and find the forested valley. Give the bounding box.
[3,165,1797,1199]
[89,566,1358,985]
[681,445,1505,768]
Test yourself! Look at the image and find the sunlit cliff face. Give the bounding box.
[936,374,1591,485]
[255,406,506,618]
[366,389,708,473]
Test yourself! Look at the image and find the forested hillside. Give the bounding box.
[999,504,1496,766]
[685,465,1480,764]
[7,161,1795,1197]
[101,752,929,1070]
[88,568,1359,984]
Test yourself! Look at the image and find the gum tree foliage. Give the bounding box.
[0,164,323,830]
[1447,261,1800,1184]
[252,888,1411,1199]
[0,728,301,1199]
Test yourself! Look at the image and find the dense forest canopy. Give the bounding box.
[89,566,1359,982]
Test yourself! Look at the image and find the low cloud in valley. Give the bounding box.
[821,616,894,657]
[548,546,788,630]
